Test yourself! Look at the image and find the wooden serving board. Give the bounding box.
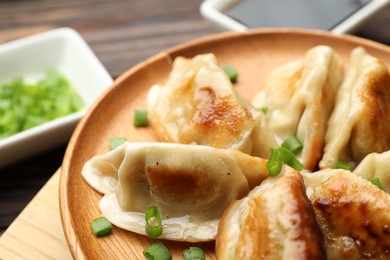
[0,170,73,260]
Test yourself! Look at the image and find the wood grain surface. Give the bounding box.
[0,170,73,260]
[60,29,390,259]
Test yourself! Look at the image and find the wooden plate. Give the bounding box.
[59,28,390,259]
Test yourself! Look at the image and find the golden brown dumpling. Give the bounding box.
[82,142,269,241]
[319,47,390,170]
[147,54,277,158]
[252,46,343,171]
[216,167,326,259]
[310,169,390,259]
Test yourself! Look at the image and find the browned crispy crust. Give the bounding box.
[312,170,390,259]
[184,85,258,148]
[216,168,326,259]
[147,55,264,152]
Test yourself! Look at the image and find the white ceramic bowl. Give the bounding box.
[0,28,113,168]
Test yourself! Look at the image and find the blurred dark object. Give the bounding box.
[355,4,390,45]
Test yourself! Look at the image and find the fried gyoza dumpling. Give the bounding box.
[319,47,390,170]
[147,54,277,158]
[354,150,390,192]
[251,46,343,171]
[310,169,390,259]
[82,142,269,242]
[216,167,326,259]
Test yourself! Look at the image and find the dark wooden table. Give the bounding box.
[0,0,389,237]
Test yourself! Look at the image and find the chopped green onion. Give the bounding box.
[279,146,304,171]
[259,106,269,114]
[334,161,351,170]
[143,241,172,260]
[281,136,303,154]
[222,65,238,83]
[267,146,304,176]
[370,177,384,191]
[134,108,148,127]
[109,137,127,150]
[145,206,163,238]
[278,146,293,163]
[288,156,304,171]
[182,247,205,260]
[266,148,283,177]
[90,216,113,237]
[0,69,84,139]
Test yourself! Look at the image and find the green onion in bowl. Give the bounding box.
[0,69,84,139]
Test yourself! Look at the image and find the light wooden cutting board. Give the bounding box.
[0,170,72,260]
